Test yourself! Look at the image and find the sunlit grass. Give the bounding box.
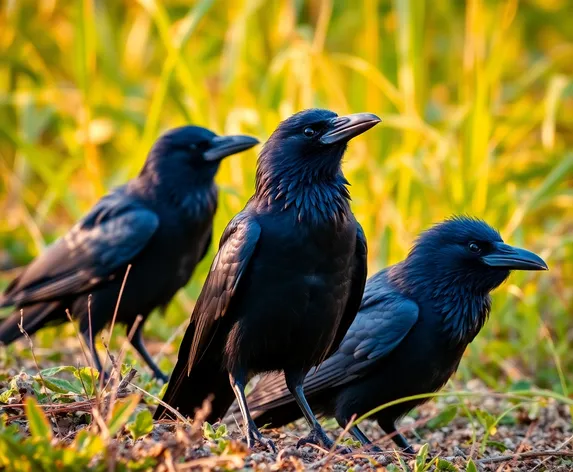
[0,0,571,391]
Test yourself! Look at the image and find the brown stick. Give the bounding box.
[477,450,573,465]
[530,434,573,472]
[100,263,132,389]
[17,310,63,437]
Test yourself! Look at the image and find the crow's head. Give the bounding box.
[143,126,259,184]
[405,216,548,295]
[256,109,380,193]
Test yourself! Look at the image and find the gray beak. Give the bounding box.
[320,113,381,145]
[203,135,260,161]
[482,242,548,271]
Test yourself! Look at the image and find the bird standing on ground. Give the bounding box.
[0,126,259,382]
[239,217,548,453]
[154,109,381,451]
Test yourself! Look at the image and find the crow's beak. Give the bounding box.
[204,135,260,161]
[482,242,548,271]
[320,113,381,145]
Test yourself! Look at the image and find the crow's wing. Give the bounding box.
[187,212,261,369]
[246,269,419,412]
[0,191,159,307]
[321,222,368,362]
[155,213,260,418]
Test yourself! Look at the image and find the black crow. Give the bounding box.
[238,217,548,453]
[0,126,259,382]
[154,109,381,451]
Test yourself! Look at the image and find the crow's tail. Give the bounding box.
[154,353,235,423]
[153,318,234,423]
[0,302,63,345]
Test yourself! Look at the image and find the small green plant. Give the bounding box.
[389,452,412,472]
[466,458,478,472]
[435,458,459,471]
[475,404,521,454]
[73,367,99,396]
[339,436,362,448]
[25,396,53,439]
[414,443,432,472]
[107,394,141,437]
[126,409,154,441]
[386,464,406,472]
[202,421,230,454]
[0,393,153,472]
[486,440,508,452]
[0,397,100,471]
[0,366,101,405]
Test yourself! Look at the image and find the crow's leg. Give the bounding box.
[378,419,415,454]
[285,371,340,450]
[128,321,168,383]
[229,372,276,453]
[348,425,382,452]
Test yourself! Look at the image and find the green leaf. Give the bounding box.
[24,397,52,440]
[121,363,134,377]
[157,382,168,398]
[107,394,140,437]
[202,421,216,441]
[386,466,404,472]
[74,430,105,456]
[126,409,154,441]
[415,443,429,472]
[436,458,459,471]
[340,436,362,448]
[215,423,228,439]
[35,375,83,394]
[211,438,230,455]
[475,409,497,434]
[0,387,17,403]
[427,405,458,429]
[73,367,99,395]
[466,459,478,472]
[486,440,508,452]
[397,452,411,472]
[39,366,76,377]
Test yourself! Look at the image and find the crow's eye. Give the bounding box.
[303,127,316,138]
[189,143,198,151]
[468,242,481,254]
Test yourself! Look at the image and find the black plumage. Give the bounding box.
[154,109,381,451]
[0,126,259,382]
[239,217,548,453]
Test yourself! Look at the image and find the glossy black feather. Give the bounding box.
[239,217,547,451]
[1,193,159,307]
[0,126,258,380]
[155,109,377,444]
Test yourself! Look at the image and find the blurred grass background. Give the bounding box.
[0,0,571,393]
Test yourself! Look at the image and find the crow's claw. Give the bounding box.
[245,425,277,453]
[365,444,383,453]
[296,427,340,451]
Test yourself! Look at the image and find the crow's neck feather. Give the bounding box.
[254,168,351,224]
[131,168,218,220]
[390,258,509,347]
[253,142,351,224]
